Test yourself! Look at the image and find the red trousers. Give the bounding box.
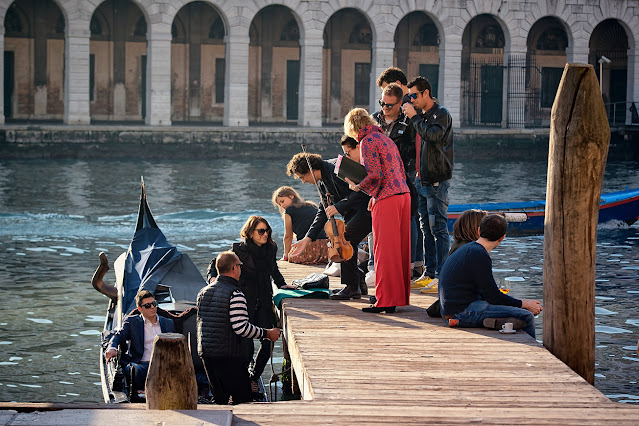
[372,192,411,307]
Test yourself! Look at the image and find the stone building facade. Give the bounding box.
[1,0,637,128]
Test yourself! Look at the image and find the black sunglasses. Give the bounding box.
[378,99,398,109]
[141,300,157,309]
[255,228,270,235]
[408,90,425,100]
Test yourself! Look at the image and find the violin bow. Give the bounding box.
[300,144,332,218]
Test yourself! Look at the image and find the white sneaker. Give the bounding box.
[365,270,376,286]
[324,262,341,277]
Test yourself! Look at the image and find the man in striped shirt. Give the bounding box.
[197,250,281,405]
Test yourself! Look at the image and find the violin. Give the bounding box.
[323,195,354,263]
[300,144,353,263]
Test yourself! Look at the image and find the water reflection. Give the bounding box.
[0,157,637,404]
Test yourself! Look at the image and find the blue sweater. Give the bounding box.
[439,241,522,316]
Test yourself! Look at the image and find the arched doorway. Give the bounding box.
[461,14,505,127]
[171,1,225,123]
[248,5,300,123]
[3,0,65,121]
[394,11,440,97]
[90,0,147,122]
[589,19,629,125]
[526,16,569,126]
[322,8,372,124]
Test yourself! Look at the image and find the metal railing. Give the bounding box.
[604,102,639,127]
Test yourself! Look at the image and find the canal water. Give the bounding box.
[0,155,637,404]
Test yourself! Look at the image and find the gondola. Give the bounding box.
[94,178,268,403]
[447,187,639,235]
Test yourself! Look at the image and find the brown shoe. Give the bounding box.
[329,286,362,300]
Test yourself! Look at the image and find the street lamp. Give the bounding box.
[598,56,611,95]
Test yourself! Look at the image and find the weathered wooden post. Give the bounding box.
[145,332,198,409]
[543,63,610,384]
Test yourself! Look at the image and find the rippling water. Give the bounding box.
[0,156,637,403]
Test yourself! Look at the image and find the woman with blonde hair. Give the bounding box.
[342,108,411,313]
[271,186,328,264]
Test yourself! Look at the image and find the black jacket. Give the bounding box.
[411,103,454,185]
[372,110,416,174]
[305,159,370,241]
[196,275,251,360]
[207,240,285,329]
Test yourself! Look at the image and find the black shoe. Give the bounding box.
[329,286,362,300]
[482,317,527,330]
[359,279,368,296]
[362,305,396,313]
[369,295,377,304]
[412,265,424,279]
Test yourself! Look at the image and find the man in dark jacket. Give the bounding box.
[105,290,175,396]
[197,251,280,405]
[403,76,454,284]
[286,152,371,300]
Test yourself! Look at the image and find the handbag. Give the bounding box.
[292,273,329,290]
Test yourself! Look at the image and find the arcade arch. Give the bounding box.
[322,8,372,124]
[89,0,147,122]
[3,0,65,121]
[171,1,226,123]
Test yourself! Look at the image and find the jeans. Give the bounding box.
[125,361,149,394]
[415,177,450,276]
[447,300,536,338]
[411,214,423,264]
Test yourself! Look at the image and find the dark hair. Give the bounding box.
[407,76,432,98]
[382,83,404,102]
[340,134,358,149]
[453,209,487,244]
[479,214,507,242]
[240,215,275,246]
[216,250,238,275]
[286,152,323,177]
[135,290,154,307]
[376,66,407,87]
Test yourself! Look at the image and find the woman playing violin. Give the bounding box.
[286,151,371,300]
[343,108,412,313]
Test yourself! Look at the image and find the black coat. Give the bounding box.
[207,240,285,329]
[372,110,417,174]
[410,103,454,185]
[305,159,370,241]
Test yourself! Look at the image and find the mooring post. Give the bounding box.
[543,63,610,384]
[145,332,198,409]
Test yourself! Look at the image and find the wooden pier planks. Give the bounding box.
[249,260,639,423]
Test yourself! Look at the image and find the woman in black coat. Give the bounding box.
[207,215,291,391]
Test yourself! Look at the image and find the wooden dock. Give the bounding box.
[2,261,639,425]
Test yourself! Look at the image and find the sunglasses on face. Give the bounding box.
[378,99,398,109]
[234,262,243,269]
[141,301,157,309]
[255,228,270,235]
[408,91,424,100]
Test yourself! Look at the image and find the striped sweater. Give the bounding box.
[230,289,267,340]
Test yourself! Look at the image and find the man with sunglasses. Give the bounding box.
[402,76,454,289]
[197,251,281,405]
[105,290,175,397]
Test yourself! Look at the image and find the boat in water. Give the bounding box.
[447,187,639,235]
[94,179,268,403]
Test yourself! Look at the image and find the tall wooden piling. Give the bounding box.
[543,63,610,384]
[145,332,198,410]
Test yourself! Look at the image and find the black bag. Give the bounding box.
[292,273,329,290]
[426,299,441,318]
[405,171,418,216]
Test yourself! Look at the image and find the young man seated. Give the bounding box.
[438,214,542,338]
